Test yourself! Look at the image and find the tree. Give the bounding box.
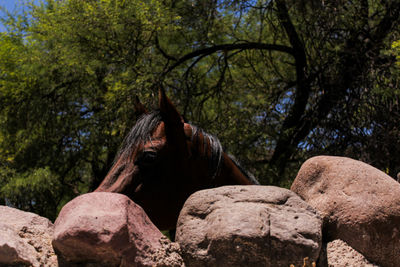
[0,0,179,219]
[1,0,399,220]
[157,0,400,182]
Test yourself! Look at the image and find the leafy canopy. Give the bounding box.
[0,0,399,220]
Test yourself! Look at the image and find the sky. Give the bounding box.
[0,0,41,32]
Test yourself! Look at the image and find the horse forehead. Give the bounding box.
[141,122,193,151]
[150,122,192,139]
[142,123,167,149]
[151,122,166,139]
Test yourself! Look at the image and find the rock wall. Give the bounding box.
[2,155,397,266]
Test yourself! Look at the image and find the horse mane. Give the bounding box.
[227,154,260,185]
[190,125,223,179]
[116,110,258,184]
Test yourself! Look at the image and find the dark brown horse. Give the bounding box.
[95,89,258,230]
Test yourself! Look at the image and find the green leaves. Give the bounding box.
[392,40,400,67]
[0,0,189,220]
[1,0,400,220]
[0,167,61,219]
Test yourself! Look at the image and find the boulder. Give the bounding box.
[0,206,57,267]
[52,192,184,267]
[291,156,400,267]
[176,185,322,267]
[326,239,379,267]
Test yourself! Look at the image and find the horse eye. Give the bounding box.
[135,150,158,166]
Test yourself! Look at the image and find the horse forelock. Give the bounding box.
[116,110,163,163]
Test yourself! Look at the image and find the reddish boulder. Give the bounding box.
[0,206,57,267]
[176,185,322,267]
[291,156,400,267]
[53,192,184,267]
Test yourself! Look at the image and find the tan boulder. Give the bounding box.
[291,156,400,267]
[326,239,379,267]
[0,206,57,267]
[176,185,322,267]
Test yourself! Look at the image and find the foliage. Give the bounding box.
[0,0,399,220]
[393,40,400,66]
[0,0,178,219]
[159,0,400,182]
[0,166,61,218]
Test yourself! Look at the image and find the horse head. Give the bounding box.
[95,88,258,230]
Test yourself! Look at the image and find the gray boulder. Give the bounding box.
[0,206,57,267]
[52,192,184,267]
[176,185,322,267]
[291,156,400,267]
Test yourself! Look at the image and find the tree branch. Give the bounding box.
[371,1,400,43]
[269,0,310,171]
[162,42,294,77]
[155,34,177,61]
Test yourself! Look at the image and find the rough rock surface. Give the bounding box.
[53,192,184,267]
[0,206,57,267]
[291,156,400,267]
[327,239,379,267]
[176,185,322,267]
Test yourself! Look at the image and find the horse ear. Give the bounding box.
[158,87,185,125]
[158,88,190,157]
[134,96,147,116]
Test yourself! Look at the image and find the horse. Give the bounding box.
[95,88,259,231]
